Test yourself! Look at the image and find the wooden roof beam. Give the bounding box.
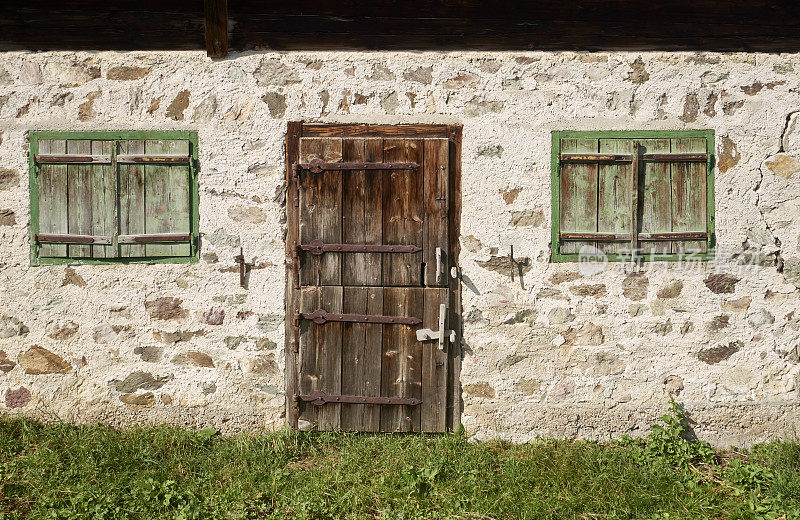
[204,0,228,58]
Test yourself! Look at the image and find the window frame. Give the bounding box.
[550,129,716,263]
[28,130,200,266]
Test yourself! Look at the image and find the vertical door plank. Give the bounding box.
[299,137,343,286]
[342,138,367,285]
[318,286,343,430]
[671,138,708,254]
[363,139,384,285]
[380,287,423,432]
[560,138,598,254]
[383,139,424,286]
[638,139,672,255]
[423,138,449,286]
[598,139,634,254]
[298,286,321,428]
[90,140,114,258]
[341,286,383,431]
[421,288,448,432]
[119,140,146,258]
[38,140,68,257]
[342,138,384,286]
[67,140,92,258]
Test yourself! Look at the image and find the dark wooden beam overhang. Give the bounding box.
[3,1,800,56]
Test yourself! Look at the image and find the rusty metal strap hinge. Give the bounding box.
[298,309,422,326]
[296,391,421,406]
[295,158,419,174]
[297,239,421,256]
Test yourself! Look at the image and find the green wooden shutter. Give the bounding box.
[554,132,712,260]
[32,132,196,263]
[558,137,634,255]
[37,138,115,259]
[669,138,708,254]
[119,139,192,258]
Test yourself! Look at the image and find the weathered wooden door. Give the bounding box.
[284,123,461,432]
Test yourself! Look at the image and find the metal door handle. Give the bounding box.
[415,304,456,351]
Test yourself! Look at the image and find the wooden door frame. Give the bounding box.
[284,122,463,431]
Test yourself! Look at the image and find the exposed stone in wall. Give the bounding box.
[262,92,286,118]
[705,274,740,294]
[0,209,15,226]
[153,329,204,345]
[62,268,86,287]
[166,90,190,120]
[0,350,16,373]
[47,321,79,340]
[404,66,432,84]
[563,323,604,346]
[145,298,187,320]
[228,204,267,224]
[199,308,225,326]
[569,284,607,297]
[171,351,214,368]
[78,91,100,121]
[718,137,740,173]
[112,371,170,393]
[722,296,752,312]
[5,387,31,408]
[697,341,742,364]
[18,345,71,375]
[0,316,29,338]
[625,57,649,84]
[107,66,151,80]
[134,345,163,362]
[120,392,156,407]
[764,154,800,178]
[0,168,19,189]
[679,93,700,123]
[656,280,683,299]
[663,375,684,395]
[622,273,649,300]
[509,208,544,227]
[463,382,495,398]
[707,315,730,331]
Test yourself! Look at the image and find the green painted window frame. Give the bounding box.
[550,129,715,263]
[28,130,200,266]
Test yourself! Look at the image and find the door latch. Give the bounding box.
[415,304,456,351]
[435,247,446,285]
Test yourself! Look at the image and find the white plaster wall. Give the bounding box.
[0,50,798,445]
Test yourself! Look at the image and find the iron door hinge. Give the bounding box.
[298,309,422,326]
[296,391,421,406]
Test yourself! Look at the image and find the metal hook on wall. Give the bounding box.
[508,245,530,288]
[234,245,254,288]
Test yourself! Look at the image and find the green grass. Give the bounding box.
[1,405,799,519]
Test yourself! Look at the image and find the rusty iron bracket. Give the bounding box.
[297,239,421,256]
[298,309,422,326]
[296,391,421,406]
[234,246,254,288]
[510,245,514,282]
[296,159,419,174]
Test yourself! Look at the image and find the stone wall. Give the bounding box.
[1,50,799,445]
